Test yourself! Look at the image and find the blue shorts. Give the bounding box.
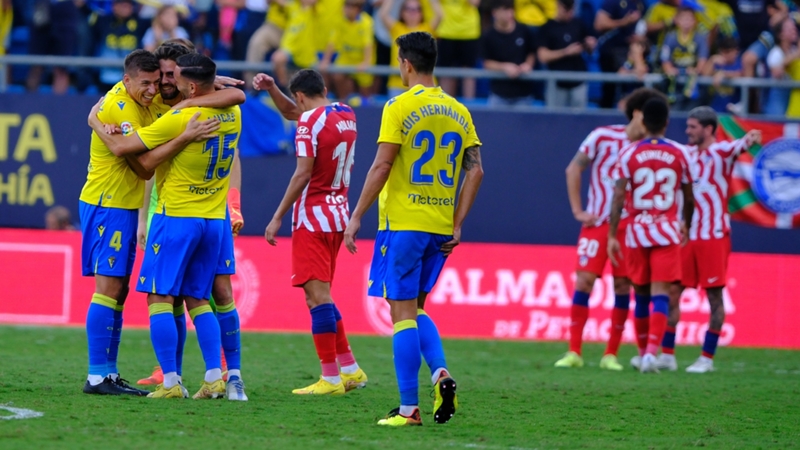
[79,201,137,277]
[367,231,452,300]
[216,210,236,276]
[137,214,224,300]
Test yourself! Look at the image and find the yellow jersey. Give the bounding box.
[315,0,345,52]
[436,0,480,40]
[281,3,318,68]
[787,60,800,118]
[388,22,435,90]
[0,4,11,56]
[79,81,155,209]
[137,106,242,219]
[377,85,481,235]
[149,96,176,198]
[514,0,556,27]
[267,2,290,29]
[331,12,374,65]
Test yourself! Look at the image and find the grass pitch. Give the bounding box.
[0,326,799,449]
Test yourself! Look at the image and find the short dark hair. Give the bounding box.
[558,0,575,11]
[176,53,216,87]
[124,49,159,76]
[288,69,326,98]
[153,41,193,62]
[717,36,739,51]
[492,0,515,10]
[688,106,718,133]
[623,88,668,121]
[642,98,669,134]
[676,5,696,15]
[396,31,437,75]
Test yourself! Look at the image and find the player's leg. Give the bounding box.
[640,245,682,374]
[212,276,247,400]
[656,282,683,371]
[625,245,651,368]
[686,286,724,373]
[174,298,187,381]
[687,237,729,373]
[600,276,631,371]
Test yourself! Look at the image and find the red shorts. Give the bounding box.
[681,236,731,289]
[291,228,344,287]
[575,222,628,278]
[625,244,682,285]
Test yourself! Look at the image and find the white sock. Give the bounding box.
[205,368,222,383]
[107,373,119,381]
[340,363,359,375]
[227,369,242,380]
[87,375,104,386]
[322,375,342,385]
[431,367,448,385]
[163,372,179,389]
[399,405,418,416]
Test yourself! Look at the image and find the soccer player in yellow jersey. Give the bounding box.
[344,32,485,426]
[319,0,375,99]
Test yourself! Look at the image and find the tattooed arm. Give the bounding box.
[441,145,485,256]
[607,178,627,266]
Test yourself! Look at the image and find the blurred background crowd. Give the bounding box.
[1,0,798,115]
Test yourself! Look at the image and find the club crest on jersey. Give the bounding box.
[752,138,800,214]
[120,121,133,136]
[579,256,589,267]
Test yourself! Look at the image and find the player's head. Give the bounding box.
[154,41,194,100]
[623,87,668,140]
[396,31,437,86]
[175,53,216,98]
[686,106,717,146]
[642,98,669,135]
[288,69,328,112]
[123,49,160,107]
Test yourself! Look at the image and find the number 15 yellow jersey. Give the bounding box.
[377,85,481,235]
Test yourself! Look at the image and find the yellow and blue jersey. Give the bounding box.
[136,105,242,219]
[79,81,155,210]
[377,85,481,235]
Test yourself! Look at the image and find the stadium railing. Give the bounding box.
[1,54,798,118]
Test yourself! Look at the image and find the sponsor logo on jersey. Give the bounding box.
[108,256,116,268]
[152,243,160,254]
[297,126,309,134]
[140,276,146,284]
[97,225,105,237]
[116,101,126,110]
[752,138,800,214]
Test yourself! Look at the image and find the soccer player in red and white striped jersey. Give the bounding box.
[657,107,762,373]
[556,88,668,371]
[609,98,695,374]
[255,70,368,395]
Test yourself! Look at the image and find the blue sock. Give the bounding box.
[662,326,676,352]
[651,295,669,316]
[310,303,337,334]
[216,302,241,371]
[417,309,447,377]
[702,329,721,358]
[174,306,187,376]
[332,303,343,322]
[634,293,651,318]
[393,320,421,407]
[107,305,124,375]
[190,305,222,371]
[573,291,590,307]
[614,294,630,310]
[149,303,178,374]
[86,294,116,379]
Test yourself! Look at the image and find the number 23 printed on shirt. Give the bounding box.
[410,130,463,187]
[632,167,677,210]
[203,133,238,181]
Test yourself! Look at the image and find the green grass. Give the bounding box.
[1,326,799,449]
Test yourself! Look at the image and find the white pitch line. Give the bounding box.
[0,405,44,420]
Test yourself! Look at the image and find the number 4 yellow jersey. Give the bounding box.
[377,85,481,235]
[136,106,242,219]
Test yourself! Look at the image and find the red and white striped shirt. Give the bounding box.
[686,137,751,241]
[292,103,357,233]
[578,125,630,225]
[618,137,694,248]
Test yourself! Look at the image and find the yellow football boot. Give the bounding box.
[377,408,422,426]
[554,351,584,368]
[433,375,458,424]
[600,354,624,371]
[147,383,187,399]
[192,379,226,399]
[341,369,368,392]
[292,377,345,395]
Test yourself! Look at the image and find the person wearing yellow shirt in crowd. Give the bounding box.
[437,0,481,99]
[272,0,320,86]
[319,0,376,99]
[0,0,11,56]
[645,0,737,58]
[380,0,442,97]
[514,0,556,28]
[245,0,291,89]
[784,34,800,118]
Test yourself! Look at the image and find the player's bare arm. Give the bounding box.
[136,115,221,171]
[680,182,695,246]
[229,148,244,236]
[566,151,599,226]
[171,86,246,109]
[213,75,245,90]
[344,142,401,254]
[137,177,155,250]
[264,157,315,246]
[441,145,484,257]
[607,178,627,266]
[253,73,302,120]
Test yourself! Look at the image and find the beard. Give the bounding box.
[160,84,180,100]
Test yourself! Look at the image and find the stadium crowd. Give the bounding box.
[0,0,797,114]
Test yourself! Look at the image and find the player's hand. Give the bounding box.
[574,210,599,227]
[184,112,221,142]
[253,73,276,91]
[680,222,690,246]
[87,96,104,126]
[230,207,244,237]
[137,219,147,251]
[264,217,280,246]
[745,129,762,147]
[344,217,361,254]
[214,75,245,90]
[441,227,461,257]
[103,123,122,135]
[608,236,623,267]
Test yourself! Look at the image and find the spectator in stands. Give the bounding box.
[697,0,738,48]
[514,0,557,29]
[703,36,742,112]
[271,0,318,86]
[26,0,80,94]
[45,206,76,231]
[481,0,536,107]
[93,0,144,92]
[233,0,268,62]
[379,0,442,97]
[437,0,481,99]
[781,20,800,117]
[319,0,375,99]
[143,5,190,52]
[645,0,680,53]
[618,40,650,78]
[538,0,596,108]
[594,0,645,108]
[0,0,11,56]
[245,0,287,89]
[764,16,798,115]
[735,0,787,112]
[660,5,708,109]
[138,0,191,20]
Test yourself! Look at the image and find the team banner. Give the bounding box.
[718,116,800,229]
[2,228,799,349]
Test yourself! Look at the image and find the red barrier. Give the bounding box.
[1,228,799,349]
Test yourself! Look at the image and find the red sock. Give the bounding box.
[334,320,357,367]
[646,312,668,356]
[634,317,649,356]
[604,307,629,356]
[313,333,339,377]
[569,304,589,355]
